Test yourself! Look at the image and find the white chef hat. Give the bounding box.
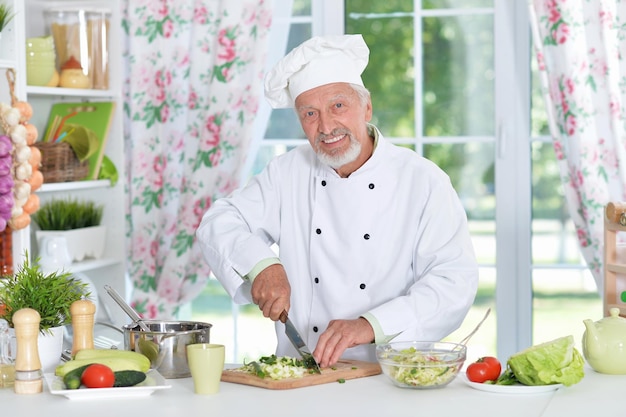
[264,34,370,108]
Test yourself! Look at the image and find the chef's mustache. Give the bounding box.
[315,128,353,144]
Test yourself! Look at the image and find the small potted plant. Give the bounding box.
[0,253,89,372]
[32,198,105,262]
[0,3,16,35]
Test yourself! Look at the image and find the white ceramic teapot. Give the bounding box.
[582,307,626,374]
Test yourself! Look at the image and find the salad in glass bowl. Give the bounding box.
[376,341,466,389]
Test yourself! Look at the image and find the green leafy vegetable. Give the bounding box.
[302,355,319,372]
[496,335,584,387]
[249,361,266,378]
[488,369,516,385]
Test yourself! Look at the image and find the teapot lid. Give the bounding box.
[596,307,626,327]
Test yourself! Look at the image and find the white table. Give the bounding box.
[541,369,622,417]
[0,366,618,417]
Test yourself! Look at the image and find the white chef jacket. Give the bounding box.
[196,125,478,363]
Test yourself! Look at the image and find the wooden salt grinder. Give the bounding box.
[71,299,96,355]
[13,308,42,394]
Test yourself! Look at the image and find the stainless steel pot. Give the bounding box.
[123,320,212,379]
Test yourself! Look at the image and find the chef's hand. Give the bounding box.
[251,263,291,322]
[313,318,374,368]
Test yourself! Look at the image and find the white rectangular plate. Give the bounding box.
[45,369,172,400]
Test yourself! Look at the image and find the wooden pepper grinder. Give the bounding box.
[70,299,96,355]
[13,308,42,394]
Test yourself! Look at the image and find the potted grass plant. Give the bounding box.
[32,198,106,262]
[0,253,89,373]
[0,3,16,35]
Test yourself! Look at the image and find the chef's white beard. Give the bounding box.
[314,130,362,169]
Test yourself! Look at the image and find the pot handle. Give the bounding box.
[155,328,208,344]
[104,285,151,333]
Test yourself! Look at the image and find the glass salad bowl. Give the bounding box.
[375,341,466,389]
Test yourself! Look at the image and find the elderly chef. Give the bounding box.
[196,34,479,368]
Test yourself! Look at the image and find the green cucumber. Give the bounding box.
[113,370,147,387]
[62,364,92,390]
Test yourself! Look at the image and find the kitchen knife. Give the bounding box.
[280,310,322,374]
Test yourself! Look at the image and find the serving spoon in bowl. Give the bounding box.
[455,308,492,350]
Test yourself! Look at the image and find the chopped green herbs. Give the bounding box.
[240,355,308,380]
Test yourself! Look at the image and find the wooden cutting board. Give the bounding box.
[221,359,381,390]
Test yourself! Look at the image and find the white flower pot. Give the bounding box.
[37,326,64,374]
[36,226,106,262]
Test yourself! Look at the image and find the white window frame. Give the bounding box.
[315,0,534,360]
[494,0,533,360]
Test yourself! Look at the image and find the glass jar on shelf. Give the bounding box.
[0,226,12,276]
[0,319,15,389]
[44,7,111,90]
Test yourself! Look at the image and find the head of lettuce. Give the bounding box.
[497,335,584,386]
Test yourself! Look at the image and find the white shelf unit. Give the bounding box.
[1,0,28,270]
[2,0,128,325]
[0,0,23,71]
[603,202,626,317]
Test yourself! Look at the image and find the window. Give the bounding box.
[344,1,497,359]
[187,0,600,363]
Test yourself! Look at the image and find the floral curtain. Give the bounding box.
[122,0,273,318]
[528,0,626,292]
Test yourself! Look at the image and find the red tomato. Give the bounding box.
[81,364,115,388]
[466,356,502,383]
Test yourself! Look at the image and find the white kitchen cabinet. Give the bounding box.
[1,0,128,325]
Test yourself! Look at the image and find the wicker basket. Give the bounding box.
[34,142,89,183]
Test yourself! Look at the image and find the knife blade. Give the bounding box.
[280,310,322,374]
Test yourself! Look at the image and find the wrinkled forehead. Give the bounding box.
[294,82,359,108]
